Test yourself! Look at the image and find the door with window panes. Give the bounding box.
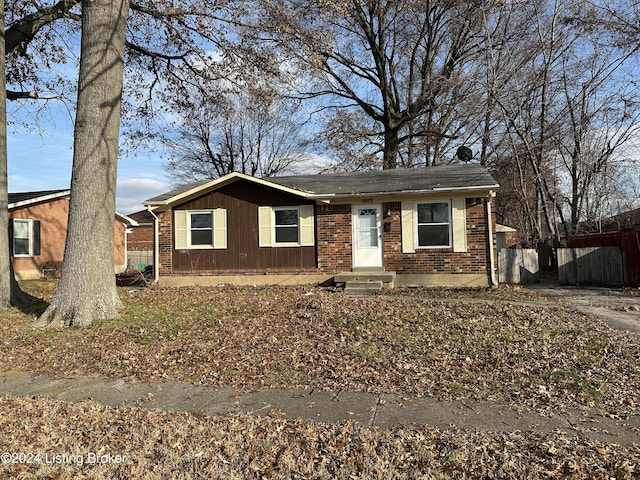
[352,204,383,268]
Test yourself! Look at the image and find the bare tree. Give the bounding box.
[552,54,640,236]
[253,0,491,169]
[34,0,128,327]
[2,0,263,315]
[163,85,314,184]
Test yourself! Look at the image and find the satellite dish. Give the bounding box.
[456,146,473,162]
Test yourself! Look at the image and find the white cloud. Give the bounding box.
[116,178,169,214]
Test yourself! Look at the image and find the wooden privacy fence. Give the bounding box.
[557,247,623,286]
[498,249,539,284]
[568,232,640,286]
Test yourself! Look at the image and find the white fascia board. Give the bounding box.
[144,172,310,208]
[115,211,139,227]
[8,190,71,209]
[307,185,500,200]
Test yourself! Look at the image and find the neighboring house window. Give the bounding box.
[174,209,227,250]
[258,205,315,247]
[10,218,41,257]
[416,201,451,248]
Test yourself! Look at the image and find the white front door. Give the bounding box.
[352,204,383,268]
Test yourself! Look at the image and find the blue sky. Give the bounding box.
[7,114,171,215]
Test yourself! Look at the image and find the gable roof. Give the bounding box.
[9,189,138,227]
[8,189,70,209]
[128,209,155,225]
[145,165,499,208]
[144,172,310,207]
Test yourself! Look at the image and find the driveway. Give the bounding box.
[527,283,640,335]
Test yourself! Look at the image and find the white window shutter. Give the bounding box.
[452,197,467,252]
[299,205,315,246]
[258,206,272,247]
[174,210,188,249]
[401,201,415,253]
[213,208,227,249]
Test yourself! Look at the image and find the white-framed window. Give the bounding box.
[190,211,213,246]
[274,207,300,244]
[174,209,227,250]
[258,205,315,247]
[13,219,32,256]
[415,201,451,248]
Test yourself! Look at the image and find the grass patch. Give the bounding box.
[1,281,639,416]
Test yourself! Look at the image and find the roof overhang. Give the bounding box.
[306,184,500,201]
[116,211,139,227]
[144,172,310,210]
[8,189,71,209]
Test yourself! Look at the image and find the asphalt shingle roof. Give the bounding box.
[8,189,70,207]
[268,165,498,196]
[145,165,498,205]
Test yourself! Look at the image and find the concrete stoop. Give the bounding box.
[334,271,396,295]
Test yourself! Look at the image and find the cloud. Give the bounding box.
[116,178,169,214]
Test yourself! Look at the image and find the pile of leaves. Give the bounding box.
[1,395,638,479]
[1,282,639,416]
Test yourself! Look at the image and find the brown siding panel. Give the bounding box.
[171,180,316,274]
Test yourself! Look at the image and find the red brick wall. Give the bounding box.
[314,198,493,275]
[10,197,68,275]
[157,210,173,275]
[382,198,491,275]
[10,197,128,277]
[316,204,352,272]
[128,225,153,251]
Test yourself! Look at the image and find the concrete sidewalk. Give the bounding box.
[1,370,639,448]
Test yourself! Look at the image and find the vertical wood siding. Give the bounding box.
[172,180,316,273]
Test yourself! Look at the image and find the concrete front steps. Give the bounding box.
[333,270,396,295]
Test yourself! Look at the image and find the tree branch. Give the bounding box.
[5,0,80,53]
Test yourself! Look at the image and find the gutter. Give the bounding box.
[486,191,498,286]
[147,205,160,284]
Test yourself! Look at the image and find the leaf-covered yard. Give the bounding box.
[1,281,639,478]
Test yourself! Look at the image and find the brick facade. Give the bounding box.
[10,196,129,279]
[157,210,173,275]
[381,198,492,275]
[316,204,352,272]
[313,198,495,276]
[127,225,153,251]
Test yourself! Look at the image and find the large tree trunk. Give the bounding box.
[0,0,35,309]
[0,0,10,308]
[35,0,128,327]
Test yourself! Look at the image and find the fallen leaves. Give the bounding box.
[2,282,640,418]
[5,395,636,479]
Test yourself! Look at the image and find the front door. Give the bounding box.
[352,204,383,268]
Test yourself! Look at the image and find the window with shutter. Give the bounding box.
[174,209,227,249]
[12,219,32,256]
[258,205,315,247]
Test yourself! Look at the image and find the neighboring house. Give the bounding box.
[496,224,518,251]
[601,207,640,232]
[127,209,155,268]
[143,165,500,287]
[9,189,138,280]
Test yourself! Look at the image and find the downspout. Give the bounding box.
[486,191,498,286]
[124,222,130,272]
[147,206,160,284]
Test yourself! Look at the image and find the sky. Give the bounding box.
[7,116,171,215]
